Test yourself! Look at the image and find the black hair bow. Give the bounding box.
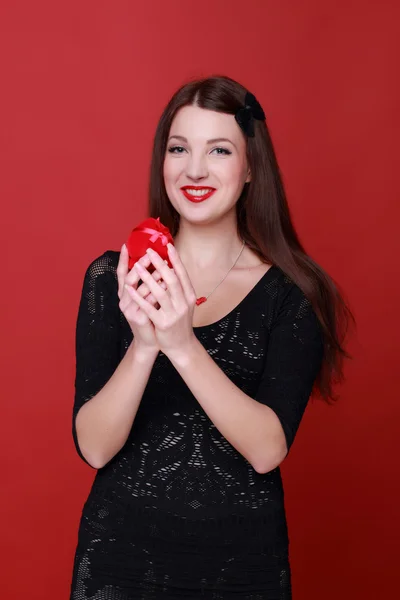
[235,91,266,137]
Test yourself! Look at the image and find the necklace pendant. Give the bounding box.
[195,296,207,306]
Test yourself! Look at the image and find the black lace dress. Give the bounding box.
[70,250,324,599]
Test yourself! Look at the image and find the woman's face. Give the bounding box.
[163,105,251,225]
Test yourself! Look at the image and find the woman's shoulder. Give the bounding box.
[80,251,120,301]
[257,264,319,323]
[258,263,296,300]
[84,250,120,277]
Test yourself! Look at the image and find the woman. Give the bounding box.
[70,75,354,599]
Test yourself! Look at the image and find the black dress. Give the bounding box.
[70,250,324,600]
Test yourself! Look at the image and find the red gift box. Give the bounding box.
[125,217,174,272]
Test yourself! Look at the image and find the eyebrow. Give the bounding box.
[168,135,237,149]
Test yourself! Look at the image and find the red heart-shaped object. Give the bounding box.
[125,217,174,273]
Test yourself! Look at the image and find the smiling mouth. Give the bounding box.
[180,187,216,203]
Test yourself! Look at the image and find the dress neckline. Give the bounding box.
[193,264,279,331]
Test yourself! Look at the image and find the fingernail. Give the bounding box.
[134,262,144,272]
[167,243,175,253]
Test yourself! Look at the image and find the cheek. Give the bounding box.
[218,158,246,187]
[163,156,181,184]
[163,159,181,207]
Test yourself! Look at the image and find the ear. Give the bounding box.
[245,167,251,183]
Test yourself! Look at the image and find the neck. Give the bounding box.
[174,219,244,271]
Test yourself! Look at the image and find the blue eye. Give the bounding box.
[167,146,186,154]
[211,147,232,156]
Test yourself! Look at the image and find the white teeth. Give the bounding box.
[184,188,213,196]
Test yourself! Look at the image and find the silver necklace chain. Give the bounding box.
[197,240,246,302]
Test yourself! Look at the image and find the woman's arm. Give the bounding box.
[75,341,157,469]
[167,339,287,474]
[166,282,324,474]
[73,251,158,469]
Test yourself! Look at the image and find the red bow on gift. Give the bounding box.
[126,217,174,272]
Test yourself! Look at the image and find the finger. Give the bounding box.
[117,244,130,299]
[121,277,166,315]
[167,244,197,306]
[124,283,160,323]
[118,245,146,305]
[119,249,152,306]
[133,260,174,313]
[146,281,167,306]
[121,252,164,313]
[124,252,153,287]
[145,248,186,309]
[123,255,162,305]
[136,269,163,298]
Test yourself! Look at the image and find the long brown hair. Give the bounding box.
[148,75,355,403]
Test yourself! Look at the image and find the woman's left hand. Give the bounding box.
[124,244,198,359]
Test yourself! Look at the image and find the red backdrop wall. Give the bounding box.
[1,1,398,598]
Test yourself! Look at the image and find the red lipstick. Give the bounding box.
[180,186,216,203]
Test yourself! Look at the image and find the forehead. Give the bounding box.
[169,105,243,144]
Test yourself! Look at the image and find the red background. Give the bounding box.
[1,1,399,598]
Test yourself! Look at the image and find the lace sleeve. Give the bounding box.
[255,282,324,454]
[72,251,121,465]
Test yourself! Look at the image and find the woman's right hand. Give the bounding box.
[117,244,165,355]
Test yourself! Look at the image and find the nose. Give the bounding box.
[185,152,209,180]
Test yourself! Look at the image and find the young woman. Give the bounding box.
[70,75,354,599]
